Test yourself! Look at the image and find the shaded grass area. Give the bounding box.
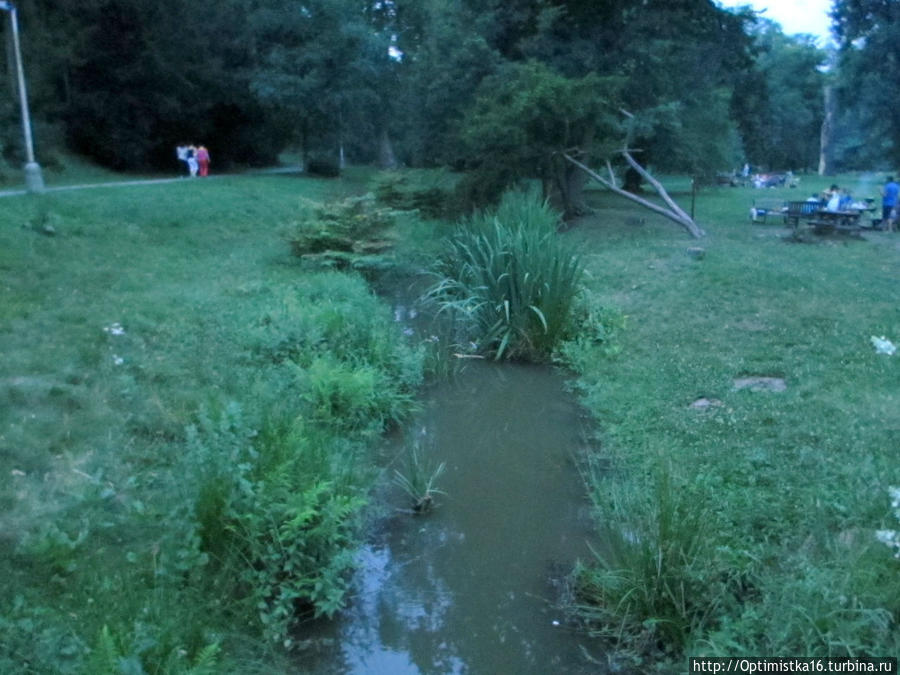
[0,170,425,672]
[563,178,900,667]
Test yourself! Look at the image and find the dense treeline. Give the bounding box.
[0,1,895,183]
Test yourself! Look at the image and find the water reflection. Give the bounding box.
[297,359,598,674]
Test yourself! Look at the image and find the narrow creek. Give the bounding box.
[295,298,600,673]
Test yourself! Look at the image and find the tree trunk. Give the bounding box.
[378,127,398,170]
[818,84,835,176]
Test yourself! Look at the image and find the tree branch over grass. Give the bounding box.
[563,152,705,239]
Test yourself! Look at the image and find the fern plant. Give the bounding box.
[231,481,365,646]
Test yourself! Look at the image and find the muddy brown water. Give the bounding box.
[294,350,601,674]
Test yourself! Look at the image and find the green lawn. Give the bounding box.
[1,166,897,672]
[564,177,900,667]
[0,169,424,673]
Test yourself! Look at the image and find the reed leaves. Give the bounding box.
[428,190,585,361]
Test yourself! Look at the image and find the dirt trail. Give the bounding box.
[0,165,303,198]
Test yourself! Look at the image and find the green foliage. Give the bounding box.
[0,596,88,674]
[15,521,89,577]
[832,0,900,168]
[428,190,585,361]
[253,272,425,403]
[731,23,826,171]
[84,624,220,675]
[300,355,414,434]
[287,195,399,273]
[373,169,460,219]
[576,462,721,660]
[232,482,365,646]
[0,173,425,670]
[455,60,621,209]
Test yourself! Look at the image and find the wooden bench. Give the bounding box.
[784,200,820,227]
[749,198,785,224]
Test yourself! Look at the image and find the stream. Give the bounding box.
[295,296,601,673]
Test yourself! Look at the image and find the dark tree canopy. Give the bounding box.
[0,0,876,186]
[830,0,900,169]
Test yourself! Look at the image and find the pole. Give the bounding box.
[3,2,43,192]
[691,177,696,220]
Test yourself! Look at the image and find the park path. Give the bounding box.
[0,165,303,199]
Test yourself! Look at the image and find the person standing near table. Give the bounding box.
[881,176,898,231]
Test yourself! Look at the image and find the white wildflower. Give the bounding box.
[875,486,900,559]
[113,355,124,366]
[889,486,900,510]
[870,335,896,355]
[875,530,898,546]
[104,322,125,336]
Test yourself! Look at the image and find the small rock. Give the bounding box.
[686,247,705,260]
[690,397,723,409]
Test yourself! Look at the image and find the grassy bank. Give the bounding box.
[2,163,898,671]
[0,170,424,672]
[561,177,900,668]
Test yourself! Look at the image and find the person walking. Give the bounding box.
[881,176,898,231]
[176,144,189,177]
[197,145,210,177]
[186,145,199,178]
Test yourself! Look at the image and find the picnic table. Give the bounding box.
[805,206,873,234]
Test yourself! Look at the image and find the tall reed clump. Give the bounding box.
[427,190,585,362]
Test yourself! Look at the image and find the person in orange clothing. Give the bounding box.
[197,145,210,177]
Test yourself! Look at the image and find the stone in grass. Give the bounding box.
[732,376,786,392]
[686,246,705,260]
[690,397,723,409]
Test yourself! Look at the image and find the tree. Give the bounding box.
[454,60,621,217]
[48,0,280,170]
[730,20,826,172]
[830,0,900,169]
[389,0,501,167]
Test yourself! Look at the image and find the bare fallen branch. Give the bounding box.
[563,153,704,238]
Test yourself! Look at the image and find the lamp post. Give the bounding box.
[1,0,43,193]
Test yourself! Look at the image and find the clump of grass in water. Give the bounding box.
[393,441,446,513]
[427,189,585,362]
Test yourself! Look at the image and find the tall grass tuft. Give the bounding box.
[427,190,585,361]
[393,437,447,514]
[575,460,722,661]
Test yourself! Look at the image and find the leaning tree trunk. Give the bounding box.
[564,153,705,238]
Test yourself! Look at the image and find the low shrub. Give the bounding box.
[232,481,365,646]
[304,155,341,178]
[373,169,459,219]
[287,196,399,275]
